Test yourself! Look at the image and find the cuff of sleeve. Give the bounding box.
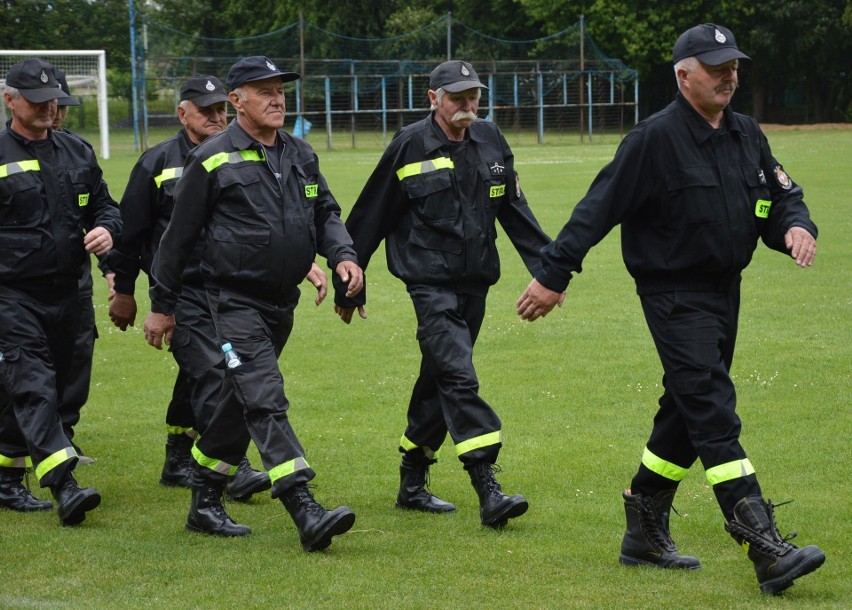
[535,269,572,294]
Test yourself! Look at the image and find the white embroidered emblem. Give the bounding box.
[715,28,726,44]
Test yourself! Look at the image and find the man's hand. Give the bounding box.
[336,260,364,298]
[516,279,565,321]
[785,226,817,268]
[305,262,328,305]
[334,304,367,324]
[143,312,175,349]
[83,227,113,255]
[109,292,138,331]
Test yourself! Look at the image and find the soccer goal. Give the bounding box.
[0,50,110,159]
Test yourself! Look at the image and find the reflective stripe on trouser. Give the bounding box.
[455,430,502,457]
[404,286,502,465]
[269,456,311,486]
[197,288,316,496]
[706,458,755,485]
[35,447,76,480]
[192,444,238,477]
[0,453,32,468]
[399,435,440,460]
[641,446,689,482]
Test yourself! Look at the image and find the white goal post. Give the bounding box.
[0,50,109,159]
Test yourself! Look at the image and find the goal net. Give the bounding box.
[0,50,110,159]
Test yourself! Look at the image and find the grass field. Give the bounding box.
[1,126,849,609]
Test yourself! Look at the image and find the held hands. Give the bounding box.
[785,226,817,268]
[305,262,328,306]
[143,312,175,350]
[109,292,138,331]
[516,279,565,321]
[334,260,367,325]
[83,227,113,255]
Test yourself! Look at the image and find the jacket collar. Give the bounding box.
[675,92,747,144]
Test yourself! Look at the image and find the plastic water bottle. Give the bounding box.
[222,343,242,369]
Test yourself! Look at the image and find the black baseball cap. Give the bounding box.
[5,57,70,103]
[180,75,228,107]
[54,68,80,107]
[672,23,751,65]
[429,60,488,93]
[225,56,300,90]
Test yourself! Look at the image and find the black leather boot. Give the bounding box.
[619,489,701,570]
[186,480,251,537]
[725,495,825,594]
[280,483,355,552]
[225,456,271,502]
[467,462,528,528]
[396,454,455,513]
[51,473,100,526]
[160,433,193,488]
[0,467,52,512]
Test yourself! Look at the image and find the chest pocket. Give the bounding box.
[217,166,262,213]
[294,160,319,214]
[664,166,722,227]
[402,170,456,222]
[0,171,43,225]
[740,165,772,218]
[478,160,508,204]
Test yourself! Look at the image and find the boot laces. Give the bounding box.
[291,484,325,515]
[639,496,676,551]
[766,499,799,547]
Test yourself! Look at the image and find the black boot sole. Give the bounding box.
[395,499,456,513]
[301,507,356,552]
[618,553,702,570]
[59,489,101,526]
[185,520,252,537]
[760,547,826,595]
[483,497,529,529]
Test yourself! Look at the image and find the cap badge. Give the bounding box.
[39,70,48,83]
[714,28,726,44]
[266,60,277,71]
[205,80,215,91]
[461,65,470,76]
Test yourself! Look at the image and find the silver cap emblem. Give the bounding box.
[714,28,726,44]
[39,70,48,83]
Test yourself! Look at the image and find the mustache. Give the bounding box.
[452,110,478,122]
[715,83,737,94]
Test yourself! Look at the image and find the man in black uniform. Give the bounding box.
[143,56,363,552]
[106,75,269,500]
[52,68,97,465]
[516,24,825,594]
[335,60,552,528]
[0,58,121,525]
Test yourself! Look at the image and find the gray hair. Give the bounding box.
[231,87,249,103]
[432,86,482,108]
[674,57,698,90]
[3,85,20,99]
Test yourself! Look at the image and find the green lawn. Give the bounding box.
[1,126,849,609]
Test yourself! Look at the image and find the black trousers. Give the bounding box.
[168,282,223,434]
[631,287,761,519]
[195,287,314,497]
[56,285,95,441]
[402,285,502,467]
[0,285,79,488]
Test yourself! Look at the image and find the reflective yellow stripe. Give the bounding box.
[0,159,40,179]
[706,458,755,486]
[641,446,689,482]
[35,447,76,480]
[0,454,31,468]
[755,199,771,218]
[268,456,310,484]
[399,435,438,460]
[399,435,418,452]
[201,149,265,172]
[165,425,195,436]
[455,430,502,457]
[191,445,237,476]
[154,166,183,187]
[395,157,454,181]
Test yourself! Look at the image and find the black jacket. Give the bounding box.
[536,93,818,295]
[0,121,121,292]
[107,129,202,296]
[150,119,356,314]
[337,113,550,306]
